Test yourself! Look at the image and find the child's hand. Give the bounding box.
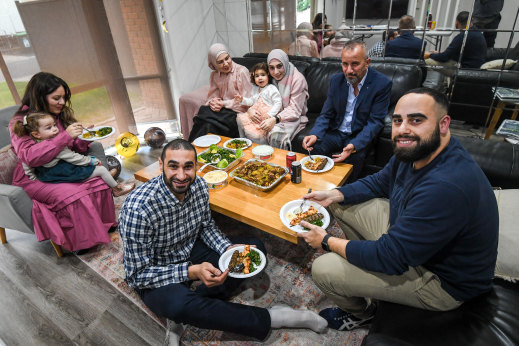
[234,94,243,103]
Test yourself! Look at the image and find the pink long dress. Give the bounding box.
[9,113,114,251]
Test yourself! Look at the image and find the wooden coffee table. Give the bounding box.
[134,135,352,243]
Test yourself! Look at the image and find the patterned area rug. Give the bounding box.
[77,191,369,345]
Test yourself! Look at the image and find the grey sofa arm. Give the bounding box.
[0,183,34,233]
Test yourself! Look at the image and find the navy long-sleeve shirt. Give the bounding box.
[339,137,498,301]
[430,30,487,68]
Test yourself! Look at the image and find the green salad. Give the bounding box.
[197,145,243,169]
[247,249,261,273]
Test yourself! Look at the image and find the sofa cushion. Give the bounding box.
[0,146,17,185]
[363,279,519,346]
[304,61,342,114]
[493,189,519,282]
[480,59,517,70]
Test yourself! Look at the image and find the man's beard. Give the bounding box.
[163,172,194,196]
[392,124,441,163]
[346,65,367,85]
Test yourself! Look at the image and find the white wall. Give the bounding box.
[156,0,249,120]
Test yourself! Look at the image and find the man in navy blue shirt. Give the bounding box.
[385,15,426,59]
[425,11,487,69]
[298,88,498,331]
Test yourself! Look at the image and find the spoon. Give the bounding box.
[198,154,221,173]
[81,125,96,136]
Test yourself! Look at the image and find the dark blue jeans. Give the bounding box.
[136,236,271,340]
[312,130,365,182]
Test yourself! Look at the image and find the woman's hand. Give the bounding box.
[234,94,243,104]
[247,109,261,124]
[209,97,224,112]
[259,117,276,132]
[66,122,83,139]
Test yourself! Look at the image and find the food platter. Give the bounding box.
[279,199,330,232]
[218,245,266,278]
[222,138,252,150]
[79,126,115,141]
[193,134,221,147]
[300,155,334,173]
[229,159,288,191]
[197,145,243,171]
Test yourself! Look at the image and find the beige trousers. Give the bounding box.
[312,198,462,319]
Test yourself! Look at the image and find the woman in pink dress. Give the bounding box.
[8,72,118,252]
[263,49,309,150]
[188,43,252,141]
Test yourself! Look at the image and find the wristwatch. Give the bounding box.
[274,115,280,123]
[321,234,332,252]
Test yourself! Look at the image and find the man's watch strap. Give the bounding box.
[274,115,280,123]
[321,234,332,252]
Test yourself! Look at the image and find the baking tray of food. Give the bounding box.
[229,159,288,191]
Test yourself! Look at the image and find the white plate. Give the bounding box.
[218,246,266,278]
[300,155,334,173]
[192,135,221,147]
[222,138,252,150]
[79,126,115,141]
[279,199,330,233]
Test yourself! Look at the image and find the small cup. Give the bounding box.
[252,145,274,161]
[203,170,228,190]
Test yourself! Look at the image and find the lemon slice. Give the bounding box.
[216,159,229,168]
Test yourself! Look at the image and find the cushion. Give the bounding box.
[0,145,18,185]
[493,189,519,282]
[480,59,517,70]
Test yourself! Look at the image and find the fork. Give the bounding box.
[307,149,314,162]
[295,188,312,213]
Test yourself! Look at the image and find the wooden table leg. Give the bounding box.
[50,240,64,257]
[0,227,6,244]
[485,101,505,140]
[511,105,518,121]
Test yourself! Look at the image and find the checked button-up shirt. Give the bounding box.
[119,174,232,289]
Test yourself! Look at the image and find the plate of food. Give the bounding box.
[197,144,244,171]
[279,199,330,232]
[218,245,266,278]
[223,138,252,150]
[300,155,334,173]
[79,126,115,141]
[193,134,221,147]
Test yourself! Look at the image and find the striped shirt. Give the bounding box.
[119,174,232,289]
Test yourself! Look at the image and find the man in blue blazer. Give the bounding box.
[302,40,391,181]
[385,15,426,59]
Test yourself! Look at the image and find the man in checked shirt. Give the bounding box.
[119,139,327,343]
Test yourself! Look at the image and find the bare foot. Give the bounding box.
[112,182,135,197]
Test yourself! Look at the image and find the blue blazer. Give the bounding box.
[310,67,392,153]
[385,31,426,59]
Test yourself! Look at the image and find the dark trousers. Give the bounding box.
[312,130,366,182]
[188,106,239,141]
[136,236,271,340]
[475,14,501,48]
